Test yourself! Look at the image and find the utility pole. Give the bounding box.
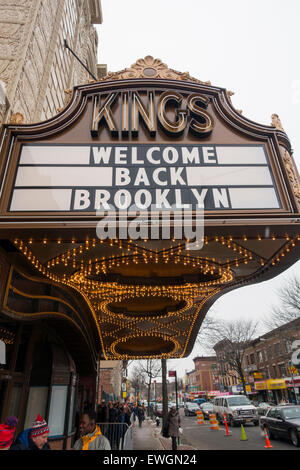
[161,358,168,429]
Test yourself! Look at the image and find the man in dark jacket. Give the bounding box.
[97,401,109,423]
[11,414,51,450]
[137,406,145,427]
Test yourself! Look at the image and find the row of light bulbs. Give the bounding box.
[12,234,300,359]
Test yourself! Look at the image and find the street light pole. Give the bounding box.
[289,360,299,405]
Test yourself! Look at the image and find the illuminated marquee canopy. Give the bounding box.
[0,56,299,360]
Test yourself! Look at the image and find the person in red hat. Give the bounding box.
[0,416,18,450]
[10,414,51,450]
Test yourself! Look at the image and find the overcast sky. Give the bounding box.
[97,0,300,378]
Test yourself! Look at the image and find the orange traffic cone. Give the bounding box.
[196,410,205,425]
[263,428,273,449]
[209,413,219,431]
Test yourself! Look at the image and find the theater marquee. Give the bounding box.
[10,143,280,212]
[0,56,299,360]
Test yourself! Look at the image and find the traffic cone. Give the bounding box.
[263,428,273,449]
[240,424,248,441]
[209,413,219,431]
[196,410,205,425]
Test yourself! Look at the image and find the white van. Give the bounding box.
[213,395,259,427]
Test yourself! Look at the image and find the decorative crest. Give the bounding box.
[97,56,211,85]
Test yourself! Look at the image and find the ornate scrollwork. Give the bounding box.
[9,112,24,124]
[283,150,300,204]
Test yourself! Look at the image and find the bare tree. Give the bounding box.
[265,276,300,329]
[136,359,162,414]
[196,311,224,354]
[129,364,147,403]
[201,318,259,395]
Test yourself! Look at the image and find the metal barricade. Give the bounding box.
[97,422,133,450]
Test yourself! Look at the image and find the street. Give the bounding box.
[178,410,299,451]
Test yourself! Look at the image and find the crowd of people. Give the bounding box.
[0,401,147,451]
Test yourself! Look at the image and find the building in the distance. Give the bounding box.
[213,340,240,393]
[193,356,218,392]
[0,0,105,126]
[243,318,300,404]
[185,357,218,398]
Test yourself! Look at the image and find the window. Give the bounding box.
[257,351,263,363]
[48,385,68,437]
[274,343,281,356]
[268,346,273,359]
[268,408,277,418]
[227,396,251,406]
[0,341,5,365]
[279,364,286,376]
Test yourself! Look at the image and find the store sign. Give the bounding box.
[253,372,263,379]
[254,381,267,391]
[285,376,300,387]
[9,143,280,213]
[267,379,286,390]
[232,384,244,393]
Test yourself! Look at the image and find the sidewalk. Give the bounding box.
[133,417,197,451]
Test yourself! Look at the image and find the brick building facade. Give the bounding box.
[185,356,218,394]
[243,318,300,403]
[98,360,123,402]
[211,318,300,403]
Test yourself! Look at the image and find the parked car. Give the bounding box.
[168,402,177,409]
[155,403,163,417]
[213,395,259,426]
[184,402,199,416]
[256,402,276,416]
[260,405,300,447]
[200,402,214,420]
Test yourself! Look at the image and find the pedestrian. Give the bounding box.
[97,400,109,423]
[0,416,18,450]
[108,401,117,423]
[133,404,137,422]
[73,409,111,450]
[167,406,181,451]
[137,405,145,427]
[124,406,131,427]
[11,414,51,450]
